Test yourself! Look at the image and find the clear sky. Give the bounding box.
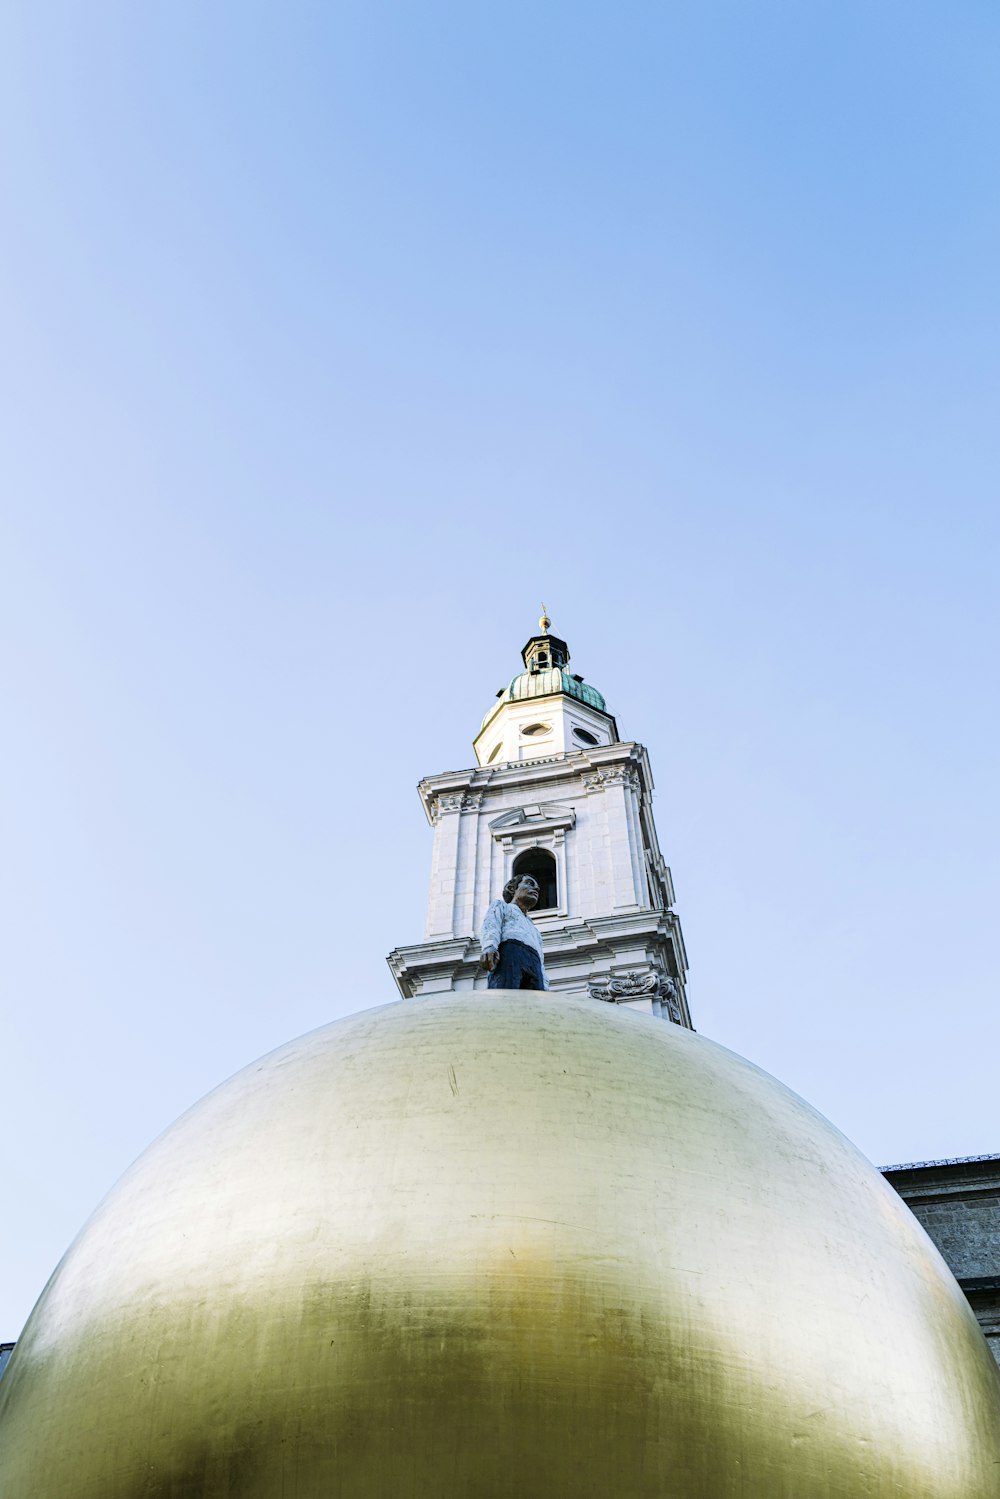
[2,3,999,1339]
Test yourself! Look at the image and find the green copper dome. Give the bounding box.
[479,622,608,730]
[504,667,605,711]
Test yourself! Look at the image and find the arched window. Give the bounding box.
[512,847,558,912]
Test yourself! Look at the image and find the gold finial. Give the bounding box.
[539,604,551,634]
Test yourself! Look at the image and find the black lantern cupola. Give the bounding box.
[521,606,569,675]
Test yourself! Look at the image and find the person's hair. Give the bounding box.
[502,877,519,903]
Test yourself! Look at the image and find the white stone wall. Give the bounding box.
[474,694,617,767]
[389,736,690,1026]
[422,747,662,941]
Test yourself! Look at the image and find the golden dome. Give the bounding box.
[2,992,999,1497]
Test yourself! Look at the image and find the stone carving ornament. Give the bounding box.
[589,970,681,1022]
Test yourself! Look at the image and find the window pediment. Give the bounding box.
[488,803,576,838]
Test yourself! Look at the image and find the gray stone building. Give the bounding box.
[881,1155,1000,1367]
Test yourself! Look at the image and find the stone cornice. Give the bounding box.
[386,937,479,997]
[387,910,686,998]
[418,742,653,825]
[882,1164,1000,1205]
[536,908,681,947]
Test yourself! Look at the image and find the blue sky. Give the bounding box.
[2,3,999,1337]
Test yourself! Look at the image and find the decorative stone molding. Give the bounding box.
[426,789,484,822]
[488,803,576,838]
[656,976,682,1023]
[427,793,460,821]
[488,803,575,921]
[587,965,656,1001]
[589,970,655,1001]
[581,766,639,793]
[386,936,481,998]
[588,970,682,1023]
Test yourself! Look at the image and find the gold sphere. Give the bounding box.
[2,992,999,1497]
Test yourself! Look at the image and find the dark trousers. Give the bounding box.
[488,939,544,990]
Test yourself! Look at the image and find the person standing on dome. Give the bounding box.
[480,874,549,990]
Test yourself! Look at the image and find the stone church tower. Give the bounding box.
[387,615,692,1024]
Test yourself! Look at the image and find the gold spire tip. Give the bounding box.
[539,604,551,634]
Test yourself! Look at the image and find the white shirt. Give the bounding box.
[480,899,549,989]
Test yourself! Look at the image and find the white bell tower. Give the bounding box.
[387,613,692,1025]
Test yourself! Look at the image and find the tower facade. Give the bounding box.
[387,618,692,1025]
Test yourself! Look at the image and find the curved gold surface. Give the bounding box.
[2,992,999,1497]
